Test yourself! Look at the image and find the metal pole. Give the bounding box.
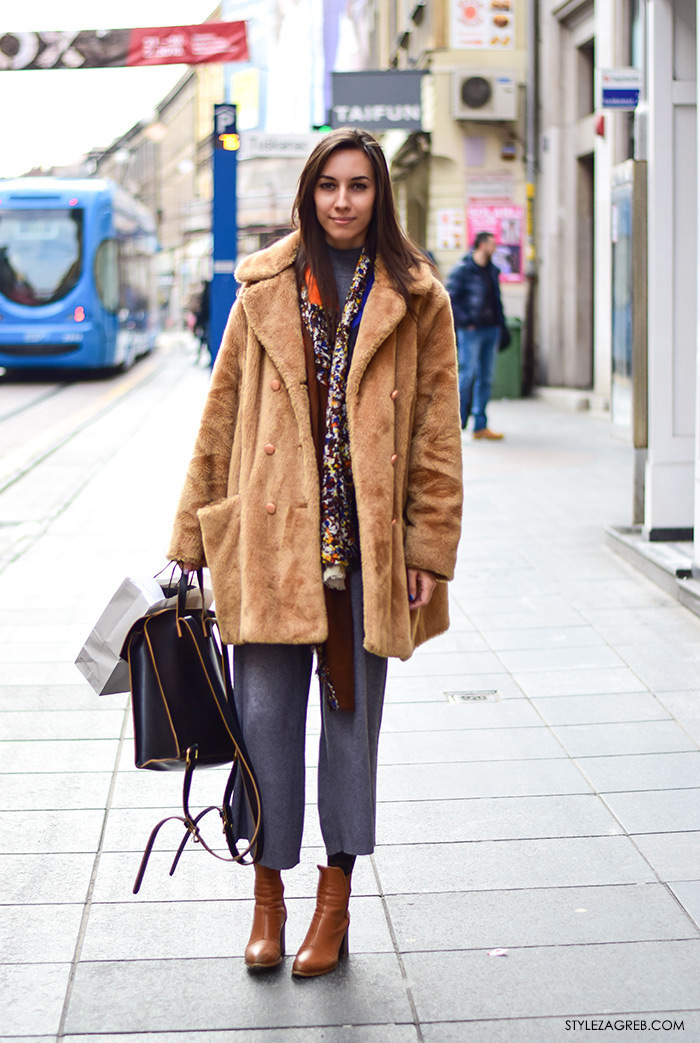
[211,103,239,368]
[523,0,539,395]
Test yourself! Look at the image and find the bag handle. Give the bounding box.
[176,568,207,633]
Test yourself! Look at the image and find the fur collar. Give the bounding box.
[235,229,436,296]
[236,229,439,406]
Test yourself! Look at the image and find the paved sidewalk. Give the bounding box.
[2,362,700,1042]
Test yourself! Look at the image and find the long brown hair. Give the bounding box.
[292,127,426,329]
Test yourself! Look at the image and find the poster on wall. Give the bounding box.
[436,209,465,250]
[451,0,515,51]
[466,172,514,202]
[466,204,524,282]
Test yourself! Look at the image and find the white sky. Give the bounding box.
[1,1,220,177]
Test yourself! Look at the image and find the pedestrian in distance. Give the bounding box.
[447,231,507,439]
[167,127,463,978]
[193,279,211,366]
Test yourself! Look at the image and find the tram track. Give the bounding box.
[0,348,174,498]
[0,380,75,426]
[0,338,198,573]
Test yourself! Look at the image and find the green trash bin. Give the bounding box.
[491,318,522,399]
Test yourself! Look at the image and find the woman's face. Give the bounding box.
[313,148,376,250]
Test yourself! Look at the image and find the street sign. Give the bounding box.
[215,103,240,151]
[237,133,323,160]
[599,68,642,111]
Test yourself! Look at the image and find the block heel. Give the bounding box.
[292,865,351,978]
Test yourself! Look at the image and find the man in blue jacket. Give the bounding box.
[447,231,505,439]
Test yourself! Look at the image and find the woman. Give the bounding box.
[168,127,463,978]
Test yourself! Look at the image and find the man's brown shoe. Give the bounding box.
[473,428,504,440]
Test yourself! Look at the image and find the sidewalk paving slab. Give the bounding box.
[61,1028,419,1043]
[374,794,624,844]
[668,881,700,927]
[601,788,700,833]
[90,846,381,904]
[372,836,658,893]
[403,941,700,1022]
[0,853,96,904]
[530,691,670,726]
[78,895,395,962]
[550,720,698,758]
[63,954,414,1034]
[386,883,700,950]
[2,963,72,1036]
[574,751,700,792]
[626,832,700,880]
[375,758,593,800]
[422,1015,692,1043]
[0,771,113,811]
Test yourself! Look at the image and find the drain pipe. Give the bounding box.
[523,0,539,395]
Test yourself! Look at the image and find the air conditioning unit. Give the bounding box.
[451,71,517,121]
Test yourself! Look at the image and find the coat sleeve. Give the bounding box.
[403,285,463,581]
[493,264,506,326]
[445,260,466,328]
[166,299,246,567]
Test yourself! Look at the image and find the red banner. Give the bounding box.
[0,23,248,71]
[127,23,248,67]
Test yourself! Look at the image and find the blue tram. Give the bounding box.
[0,177,158,370]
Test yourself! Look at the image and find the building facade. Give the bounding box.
[375,0,529,333]
[537,0,700,594]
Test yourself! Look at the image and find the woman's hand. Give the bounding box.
[407,568,436,610]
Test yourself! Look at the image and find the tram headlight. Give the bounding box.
[73,306,86,322]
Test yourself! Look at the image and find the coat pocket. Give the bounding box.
[197,497,242,634]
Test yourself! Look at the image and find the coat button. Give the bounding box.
[270,379,281,391]
[391,518,397,525]
[391,388,399,400]
[265,502,277,515]
[264,444,275,455]
[390,454,398,465]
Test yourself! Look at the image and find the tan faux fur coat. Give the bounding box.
[167,231,463,660]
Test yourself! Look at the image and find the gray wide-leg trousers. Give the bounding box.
[230,571,388,870]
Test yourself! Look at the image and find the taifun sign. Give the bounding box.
[331,71,425,131]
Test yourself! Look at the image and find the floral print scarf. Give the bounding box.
[299,249,373,591]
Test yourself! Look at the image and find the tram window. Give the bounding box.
[0,209,83,306]
[94,239,119,313]
[117,239,149,328]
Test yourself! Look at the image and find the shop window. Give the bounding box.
[577,38,595,119]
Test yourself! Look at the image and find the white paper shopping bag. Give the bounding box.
[75,575,165,695]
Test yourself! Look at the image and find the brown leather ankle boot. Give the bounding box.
[245,863,287,969]
[291,865,350,978]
